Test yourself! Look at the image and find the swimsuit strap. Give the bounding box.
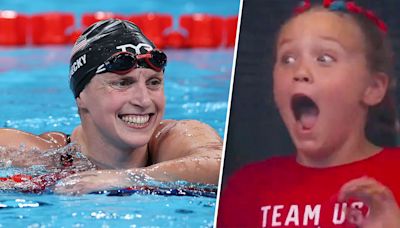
[146,142,153,166]
[65,134,71,144]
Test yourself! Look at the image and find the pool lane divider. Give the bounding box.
[0,11,238,48]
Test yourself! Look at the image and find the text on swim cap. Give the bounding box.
[70,54,87,78]
[116,43,153,54]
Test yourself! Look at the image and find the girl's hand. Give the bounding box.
[339,176,400,228]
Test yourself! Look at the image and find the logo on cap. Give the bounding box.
[116,43,153,54]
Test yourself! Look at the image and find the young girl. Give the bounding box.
[217,0,400,227]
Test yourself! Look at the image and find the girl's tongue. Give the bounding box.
[291,95,319,130]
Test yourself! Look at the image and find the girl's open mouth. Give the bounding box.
[291,94,319,130]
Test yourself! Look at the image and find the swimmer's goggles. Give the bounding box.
[95,49,167,75]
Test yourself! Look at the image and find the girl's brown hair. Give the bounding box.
[343,8,397,146]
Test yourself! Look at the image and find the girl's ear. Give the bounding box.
[362,72,389,106]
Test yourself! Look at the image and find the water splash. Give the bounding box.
[1,139,219,196]
[102,180,218,198]
[0,143,95,175]
[0,199,51,209]
[0,143,96,193]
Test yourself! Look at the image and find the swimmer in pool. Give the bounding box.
[0,19,222,194]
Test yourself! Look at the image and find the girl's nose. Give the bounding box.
[293,75,312,83]
[293,60,313,83]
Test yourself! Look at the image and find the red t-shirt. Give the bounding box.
[217,148,400,227]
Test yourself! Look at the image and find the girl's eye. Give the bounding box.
[281,55,296,64]
[316,54,335,64]
[147,78,163,89]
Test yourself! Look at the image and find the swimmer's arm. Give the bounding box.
[54,120,222,195]
[141,120,222,184]
[0,128,67,150]
[0,128,68,166]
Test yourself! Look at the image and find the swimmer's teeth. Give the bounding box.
[121,115,150,125]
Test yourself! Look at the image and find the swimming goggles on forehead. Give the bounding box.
[96,49,167,75]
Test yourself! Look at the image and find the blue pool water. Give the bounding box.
[0,47,233,227]
[1,192,217,227]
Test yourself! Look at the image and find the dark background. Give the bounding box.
[222,0,400,187]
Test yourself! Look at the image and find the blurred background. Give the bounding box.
[0,0,239,18]
[222,0,400,187]
[0,0,240,48]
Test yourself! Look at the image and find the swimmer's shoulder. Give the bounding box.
[150,120,178,139]
[148,120,179,162]
[0,128,67,150]
[148,119,222,163]
[150,119,221,142]
[39,131,71,146]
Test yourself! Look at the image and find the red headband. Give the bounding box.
[294,0,311,14]
[294,0,388,33]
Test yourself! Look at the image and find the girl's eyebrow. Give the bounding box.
[277,38,293,48]
[317,36,346,50]
[277,36,346,50]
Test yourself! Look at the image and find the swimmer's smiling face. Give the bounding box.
[273,9,387,161]
[77,68,165,149]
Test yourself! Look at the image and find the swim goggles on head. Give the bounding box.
[96,49,167,75]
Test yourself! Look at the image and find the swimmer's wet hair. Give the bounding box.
[69,19,156,98]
